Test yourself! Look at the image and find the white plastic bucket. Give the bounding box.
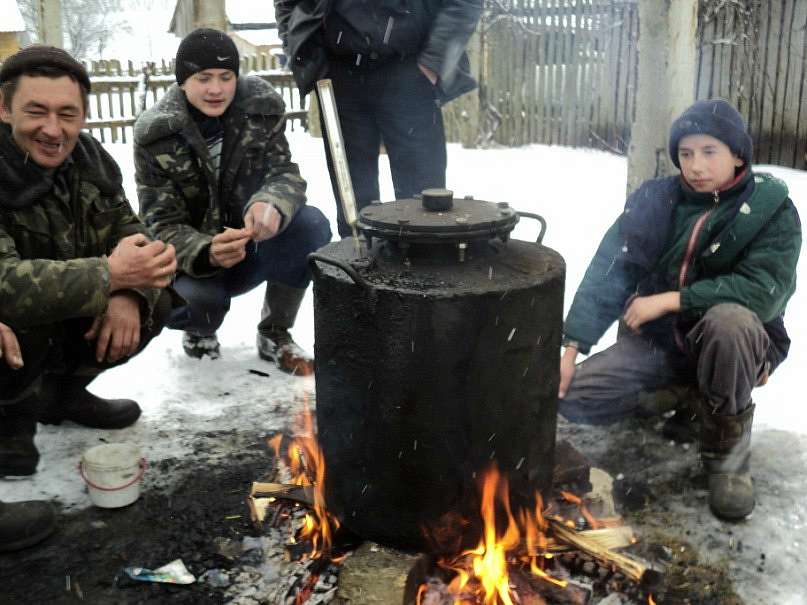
[79,443,146,508]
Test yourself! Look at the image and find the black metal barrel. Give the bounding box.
[309,191,565,550]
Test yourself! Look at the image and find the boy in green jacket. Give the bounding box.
[559,100,801,520]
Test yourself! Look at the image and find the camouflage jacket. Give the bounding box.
[0,123,161,330]
[133,76,308,277]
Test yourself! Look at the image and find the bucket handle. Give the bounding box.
[308,252,370,290]
[79,458,147,492]
[516,211,547,244]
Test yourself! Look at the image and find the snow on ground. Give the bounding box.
[1,131,806,603]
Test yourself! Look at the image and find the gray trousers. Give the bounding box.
[559,304,770,424]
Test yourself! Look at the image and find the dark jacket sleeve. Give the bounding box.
[134,143,216,278]
[679,199,802,323]
[274,0,299,47]
[563,220,645,353]
[418,0,483,84]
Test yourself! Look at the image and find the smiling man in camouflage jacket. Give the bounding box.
[0,46,177,477]
[134,29,331,373]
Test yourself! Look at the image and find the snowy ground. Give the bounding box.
[1,131,805,603]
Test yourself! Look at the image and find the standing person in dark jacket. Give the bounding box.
[0,46,177,477]
[274,0,483,237]
[135,29,331,373]
[558,100,801,521]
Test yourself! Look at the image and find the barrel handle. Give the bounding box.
[516,211,547,244]
[308,252,370,290]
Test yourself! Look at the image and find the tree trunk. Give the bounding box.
[38,0,62,48]
[626,0,698,194]
[195,0,227,32]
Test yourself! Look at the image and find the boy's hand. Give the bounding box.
[558,345,579,399]
[209,228,251,268]
[623,292,681,333]
[244,202,282,242]
[0,322,23,369]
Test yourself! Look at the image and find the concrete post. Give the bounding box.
[626,0,698,193]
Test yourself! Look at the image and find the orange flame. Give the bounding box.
[267,396,340,559]
[560,490,603,529]
[433,466,566,604]
[648,595,657,605]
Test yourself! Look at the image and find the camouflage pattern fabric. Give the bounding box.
[0,123,160,329]
[133,76,308,278]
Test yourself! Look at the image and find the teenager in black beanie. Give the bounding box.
[174,28,240,86]
[135,28,331,373]
[558,98,801,521]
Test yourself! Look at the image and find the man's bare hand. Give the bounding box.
[84,293,141,363]
[558,345,578,399]
[623,292,681,334]
[418,63,438,85]
[209,228,252,268]
[108,234,177,291]
[0,322,23,370]
[244,202,282,242]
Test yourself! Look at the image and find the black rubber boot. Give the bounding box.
[0,500,57,552]
[0,404,39,476]
[257,284,312,375]
[699,403,756,521]
[39,375,141,430]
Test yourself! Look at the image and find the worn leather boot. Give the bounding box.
[0,499,57,552]
[39,375,141,430]
[0,404,39,476]
[661,390,703,443]
[257,283,312,375]
[699,403,756,521]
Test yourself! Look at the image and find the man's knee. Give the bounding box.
[698,303,768,348]
[285,205,332,252]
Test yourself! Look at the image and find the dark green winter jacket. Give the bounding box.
[133,75,307,278]
[0,123,160,329]
[564,170,801,369]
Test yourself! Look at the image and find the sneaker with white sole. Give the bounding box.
[257,327,313,376]
[182,332,221,360]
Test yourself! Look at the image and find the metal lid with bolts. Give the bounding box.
[356,189,519,245]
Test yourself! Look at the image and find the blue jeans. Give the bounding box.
[167,205,331,336]
[321,57,448,237]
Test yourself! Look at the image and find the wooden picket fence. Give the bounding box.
[476,0,807,169]
[82,53,306,144]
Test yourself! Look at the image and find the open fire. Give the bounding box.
[250,402,661,605]
[423,465,567,605]
[263,397,340,561]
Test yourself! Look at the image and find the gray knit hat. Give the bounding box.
[668,99,753,168]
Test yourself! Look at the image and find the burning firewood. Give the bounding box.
[250,481,314,505]
[548,519,661,588]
